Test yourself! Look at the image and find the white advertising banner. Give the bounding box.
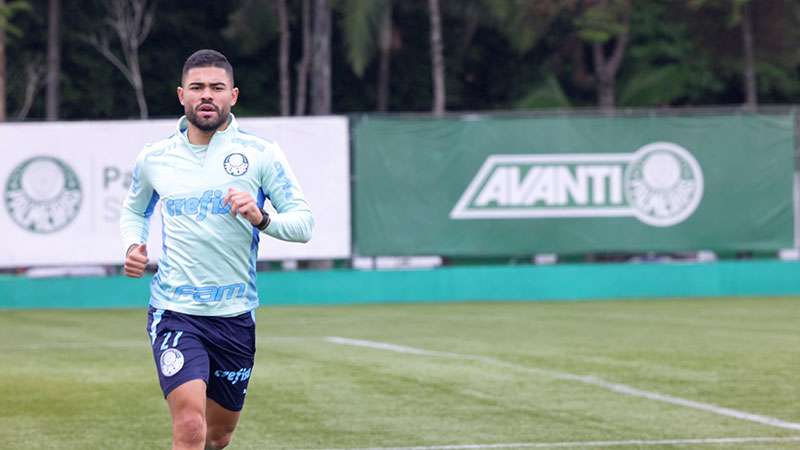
[0,116,351,267]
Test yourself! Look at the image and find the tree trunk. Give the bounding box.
[595,65,615,111]
[310,0,331,115]
[130,53,148,118]
[294,0,311,115]
[16,61,44,119]
[46,0,60,120]
[741,1,757,110]
[0,0,6,122]
[276,0,290,116]
[428,0,445,116]
[590,2,629,113]
[376,2,392,112]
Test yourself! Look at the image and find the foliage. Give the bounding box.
[575,0,629,44]
[618,0,723,106]
[7,0,800,120]
[0,0,31,38]
[339,0,389,77]
[223,0,278,55]
[515,74,571,109]
[480,0,570,53]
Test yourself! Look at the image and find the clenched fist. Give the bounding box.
[124,244,149,278]
[223,188,264,226]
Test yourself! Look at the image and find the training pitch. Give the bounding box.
[0,297,798,449]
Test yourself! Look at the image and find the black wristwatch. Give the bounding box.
[256,208,271,231]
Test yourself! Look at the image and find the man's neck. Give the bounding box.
[186,117,230,145]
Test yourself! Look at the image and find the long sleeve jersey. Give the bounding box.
[120,115,314,316]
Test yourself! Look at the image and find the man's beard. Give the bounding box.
[185,103,229,132]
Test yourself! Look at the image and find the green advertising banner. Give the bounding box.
[354,114,795,256]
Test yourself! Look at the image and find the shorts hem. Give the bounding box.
[207,391,245,412]
[162,376,208,399]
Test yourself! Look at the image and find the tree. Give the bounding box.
[295,0,311,115]
[739,0,755,109]
[0,0,30,121]
[85,0,156,118]
[224,0,294,116]
[45,0,58,119]
[480,0,568,53]
[477,0,573,109]
[688,0,757,108]
[375,3,392,111]
[310,0,331,114]
[0,0,4,122]
[428,0,444,115]
[275,0,290,116]
[340,0,393,111]
[683,0,800,108]
[575,0,631,111]
[616,0,722,107]
[14,55,44,118]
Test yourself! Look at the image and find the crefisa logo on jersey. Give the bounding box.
[224,153,249,176]
[4,156,83,233]
[450,142,703,227]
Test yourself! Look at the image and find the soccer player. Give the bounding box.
[120,49,313,450]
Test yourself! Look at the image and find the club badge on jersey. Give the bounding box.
[224,153,249,176]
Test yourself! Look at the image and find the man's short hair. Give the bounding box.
[182,49,234,83]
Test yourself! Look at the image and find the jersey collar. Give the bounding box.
[176,113,239,146]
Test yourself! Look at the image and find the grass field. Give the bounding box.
[1,297,799,449]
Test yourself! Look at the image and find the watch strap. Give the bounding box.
[256,209,271,231]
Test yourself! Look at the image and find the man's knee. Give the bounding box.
[205,433,232,449]
[206,424,236,449]
[173,412,206,446]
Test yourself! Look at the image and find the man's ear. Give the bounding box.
[231,87,239,106]
[177,86,184,105]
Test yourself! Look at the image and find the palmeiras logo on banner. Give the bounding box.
[450,142,703,227]
[4,156,83,233]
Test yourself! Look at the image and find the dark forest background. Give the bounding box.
[3,0,799,121]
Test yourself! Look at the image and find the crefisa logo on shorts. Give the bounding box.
[4,156,83,233]
[450,142,703,227]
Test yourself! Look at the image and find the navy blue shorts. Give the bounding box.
[146,306,256,412]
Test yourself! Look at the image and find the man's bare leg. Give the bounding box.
[205,398,241,450]
[167,380,208,450]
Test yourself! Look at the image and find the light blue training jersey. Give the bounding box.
[120,114,313,317]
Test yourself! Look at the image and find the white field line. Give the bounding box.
[325,337,800,432]
[322,436,800,450]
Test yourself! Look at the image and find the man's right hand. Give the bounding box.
[124,244,148,278]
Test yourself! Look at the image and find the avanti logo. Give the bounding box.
[4,156,82,233]
[450,142,703,227]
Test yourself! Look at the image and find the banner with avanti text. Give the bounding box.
[354,114,795,256]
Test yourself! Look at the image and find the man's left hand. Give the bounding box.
[223,188,263,226]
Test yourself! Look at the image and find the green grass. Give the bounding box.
[0,297,799,449]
